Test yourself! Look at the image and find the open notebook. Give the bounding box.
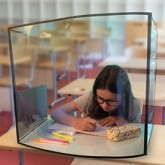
[47,122,107,136]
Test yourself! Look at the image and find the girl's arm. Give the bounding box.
[51,101,77,127]
[51,100,96,131]
[98,116,127,127]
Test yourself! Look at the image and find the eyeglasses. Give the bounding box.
[94,95,120,106]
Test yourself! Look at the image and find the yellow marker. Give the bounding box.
[52,132,74,141]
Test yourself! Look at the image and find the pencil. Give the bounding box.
[73,101,87,118]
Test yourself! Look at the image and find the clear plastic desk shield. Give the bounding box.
[8,13,157,158]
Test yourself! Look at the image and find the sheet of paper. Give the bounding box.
[47,123,76,135]
[76,124,107,136]
[47,123,107,136]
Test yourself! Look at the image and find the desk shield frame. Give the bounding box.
[8,12,157,158]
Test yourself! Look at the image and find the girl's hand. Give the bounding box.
[98,116,127,127]
[73,117,97,131]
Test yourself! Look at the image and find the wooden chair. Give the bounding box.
[37,36,73,82]
[36,36,73,107]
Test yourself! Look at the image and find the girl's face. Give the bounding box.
[96,89,122,112]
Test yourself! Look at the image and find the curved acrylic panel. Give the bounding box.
[8,12,157,158]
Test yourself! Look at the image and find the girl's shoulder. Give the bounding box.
[76,91,93,102]
[133,97,143,108]
[80,91,93,98]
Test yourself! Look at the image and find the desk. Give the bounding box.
[57,78,165,106]
[57,78,94,97]
[71,125,165,165]
[0,127,35,151]
[129,45,165,58]
[0,127,73,165]
[15,117,150,158]
[134,37,165,48]
[1,125,165,164]
[0,55,31,66]
[0,55,33,87]
[98,55,165,73]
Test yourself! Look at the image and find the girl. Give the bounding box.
[51,65,141,131]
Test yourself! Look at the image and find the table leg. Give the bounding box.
[76,41,81,78]
[76,41,86,78]
[49,53,66,108]
[163,107,165,125]
[11,83,16,126]
[19,151,24,165]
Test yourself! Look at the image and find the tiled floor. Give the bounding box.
[0,149,74,165]
[0,111,12,136]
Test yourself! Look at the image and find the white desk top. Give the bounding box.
[0,55,31,65]
[134,37,165,46]
[71,124,165,165]
[98,55,165,71]
[20,120,147,158]
[58,78,94,96]
[0,127,35,152]
[27,45,70,53]
[1,125,165,165]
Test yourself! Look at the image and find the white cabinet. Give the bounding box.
[8,0,24,24]
[108,0,126,13]
[0,0,10,25]
[144,0,164,20]
[0,0,164,26]
[126,0,144,12]
[90,0,108,14]
[40,0,57,20]
[56,0,73,18]
[73,0,90,15]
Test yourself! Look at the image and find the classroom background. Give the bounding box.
[0,0,165,165]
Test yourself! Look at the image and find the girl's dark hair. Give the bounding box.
[88,65,134,120]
